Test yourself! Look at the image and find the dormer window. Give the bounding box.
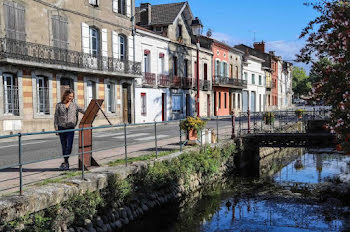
[89,0,99,7]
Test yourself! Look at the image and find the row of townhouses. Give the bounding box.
[0,0,293,135]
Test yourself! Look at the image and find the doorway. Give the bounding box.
[122,83,132,124]
[162,93,166,121]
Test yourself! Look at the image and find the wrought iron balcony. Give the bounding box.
[170,75,182,88]
[0,38,142,75]
[141,72,156,87]
[193,79,212,91]
[182,77,193,89]
[157,74,171,87]
[213,75,247,88]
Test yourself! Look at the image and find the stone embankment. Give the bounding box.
[0,143,236,231]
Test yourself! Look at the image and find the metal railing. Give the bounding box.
[0,38,142,75]
[213,75,247,88]
[142,72,156,87]
[3,86,19,116]
[0,106,332,196]
[157,74,171,87]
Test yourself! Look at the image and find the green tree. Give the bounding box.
[309,57,333,84]
[292,66,311,98]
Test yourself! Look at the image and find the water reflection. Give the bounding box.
[201,197,345,232]
[274,153,350,184]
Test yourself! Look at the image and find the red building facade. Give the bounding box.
[212,42,230,116]
[271,55,279,107]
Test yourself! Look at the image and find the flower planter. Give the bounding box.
[188,129,198,141]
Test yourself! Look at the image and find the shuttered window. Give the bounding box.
[4,1,25,41]
[106,82,116,113]
[52,15,68,49]
[118,0,126,15]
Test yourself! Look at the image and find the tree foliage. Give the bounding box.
[297,0,350,154]
[292,66,311,97]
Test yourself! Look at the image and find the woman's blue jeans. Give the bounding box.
[58,127,75,163]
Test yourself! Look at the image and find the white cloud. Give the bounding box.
[212,32,310,72]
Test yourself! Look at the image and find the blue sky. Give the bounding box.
[135,0,319,71]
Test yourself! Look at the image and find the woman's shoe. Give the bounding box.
[59,162,66,170]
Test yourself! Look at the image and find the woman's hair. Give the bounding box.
[61,89,74,103]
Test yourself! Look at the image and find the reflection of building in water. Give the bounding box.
[316,154,323,182]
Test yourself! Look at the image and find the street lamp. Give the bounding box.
[191,17,203,117]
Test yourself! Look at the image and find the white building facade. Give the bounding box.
[134,27,171,123]
[242,55,266,113]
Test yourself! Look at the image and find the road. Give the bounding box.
[0,118,234,168]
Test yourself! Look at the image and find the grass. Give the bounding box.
[108,150,179,166]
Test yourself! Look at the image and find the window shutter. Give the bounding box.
[127,35,133,60]
[15,3,26,41]
[126,0,131,17]
[81,22,90,54]
[112,31,119,59]
[101,28,108,57]
[112,0,118,13]
[52,16,60,47]
[60,17,68,49]
[4,2,16,39]
[111,83,116,112]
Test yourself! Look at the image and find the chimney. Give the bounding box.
[269,51,275,56]
[254,41,265,53]
[140,3,151,25]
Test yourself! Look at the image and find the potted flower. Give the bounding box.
[180,116,206,141]
[295,109,305,119]
[263,112,275,125]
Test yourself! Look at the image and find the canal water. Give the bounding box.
[123,150,350,232]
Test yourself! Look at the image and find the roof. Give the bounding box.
[234,44,272,69]
[136,2,187,26]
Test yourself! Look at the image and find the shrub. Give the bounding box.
[263,112,275,125]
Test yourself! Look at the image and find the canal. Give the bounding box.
[122,149,350,231]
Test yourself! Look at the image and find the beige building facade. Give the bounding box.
[0,0,141,135]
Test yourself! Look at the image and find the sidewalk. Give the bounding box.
[0,125,234,196]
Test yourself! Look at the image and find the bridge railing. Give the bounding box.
[237,108,332,136]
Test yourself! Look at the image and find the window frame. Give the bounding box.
[119,34,126,60]
[89,27,99,57]
[3,73,19,116]
[141,92,147,116]
[36,76,50,115]
[172,94,182,113]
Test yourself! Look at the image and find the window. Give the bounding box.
[218,92,221,109]
[158,53,165,74]
[4,1,25,40]
[119,35,126,60]
[237,94,241,109]
[37,76,49,115]
[106,82,115,113]
[259,75,262,85]
[204,63,208,80]
[141,93,147,116]
[184,59,188,77]
[244,72,248,81]
[235,66,239,78]
[173,56,178,76]
[144,50,150,73]
[222,62,227,77]
[215,60,220,76]
[172,94,182,113]
[177,24,182,39]
[52,15,68,49]
[224,93,227,108]
[89,0,99,6]
[89,27,99,57]
[3,73,19,115]
[252,74,255,84]
[118,0,126,15]
[155,27,162,32]
[230,64,233,78]
[60,77,73,98]
[87,80,96,105]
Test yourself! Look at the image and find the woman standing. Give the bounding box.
[54,89,85,170]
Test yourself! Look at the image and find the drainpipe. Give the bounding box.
[131,0,136,124]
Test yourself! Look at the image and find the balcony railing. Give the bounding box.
[182,77,193,89]
[142,72,156,87]
[0,38,141,75]
[193,79,212,91]
[157,74,171,87]
[213,76,247,88]
[170,75,182,88]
